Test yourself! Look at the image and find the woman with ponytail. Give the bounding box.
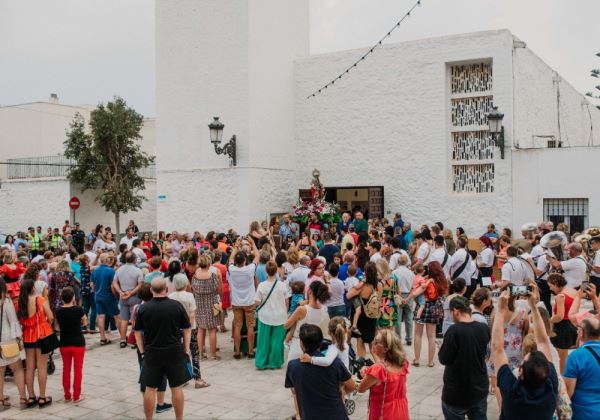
[285,281,331,361]
[299,316,349,369]
[358,329,409,420]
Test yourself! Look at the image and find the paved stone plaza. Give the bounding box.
[0,317,502,420]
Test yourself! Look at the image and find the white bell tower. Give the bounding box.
[155,0,309,232]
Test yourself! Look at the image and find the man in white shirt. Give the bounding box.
[389,238,411,270]
[119,228,136,250]
[547,242,587,289]
[430,236,450,279]
[449,237,471,281]
[392,254,415,345]
[368,241,383,263]
[590,237,600,296]
[84,243,97,265]
[228,238,259,358]
[495,246,529,289]
[411,233,431,270]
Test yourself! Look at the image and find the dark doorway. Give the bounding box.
[299,186,384,219]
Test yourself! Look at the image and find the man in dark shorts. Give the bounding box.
[134,276,191,420]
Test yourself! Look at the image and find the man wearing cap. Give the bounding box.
[547,242,587,289]
[71,222,86,254]
[439,295,490,419]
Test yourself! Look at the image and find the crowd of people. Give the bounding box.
[0,213,599,420]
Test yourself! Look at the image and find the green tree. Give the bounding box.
[586,52,600,110]
[64,96,154,242]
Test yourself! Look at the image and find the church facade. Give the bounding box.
[155,0,600,236]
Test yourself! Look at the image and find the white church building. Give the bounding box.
[155,0,600,236]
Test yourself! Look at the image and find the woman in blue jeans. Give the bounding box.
[325,264,347,318]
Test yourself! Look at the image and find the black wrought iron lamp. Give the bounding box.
[208,117,237,166]
[486,106,505,159]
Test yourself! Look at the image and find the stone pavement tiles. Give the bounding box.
[0,325,500,419]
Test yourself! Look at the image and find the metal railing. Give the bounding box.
[6,155,156,179]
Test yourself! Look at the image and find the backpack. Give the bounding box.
[362,290,381,319]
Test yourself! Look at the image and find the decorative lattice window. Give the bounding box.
[452,164,495,194]
[452,131,494,161]
[451,96,494,127]
[451,63,493,94]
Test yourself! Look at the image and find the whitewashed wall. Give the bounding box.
[0,178,71,233]
[155,0,308,232]
[512,147,600,229]
[72,180,157,234]
[513,46,600,149]
[294,30,515,237]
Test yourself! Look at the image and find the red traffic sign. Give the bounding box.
[69,196,81,210]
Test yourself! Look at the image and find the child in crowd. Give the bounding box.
[288,281,305,317]
[412,264,428,320]
[299,316,350,370]
[56,287,87,403]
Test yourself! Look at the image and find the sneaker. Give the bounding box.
[156,403,173,413]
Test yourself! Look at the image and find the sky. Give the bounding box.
[0,0,598,116]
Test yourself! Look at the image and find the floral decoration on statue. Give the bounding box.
[292,169,341,224]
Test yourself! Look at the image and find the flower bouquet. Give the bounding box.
[292,198,341,225]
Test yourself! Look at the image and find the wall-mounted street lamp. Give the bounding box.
[208,117,237,166]
[487,106,505,159]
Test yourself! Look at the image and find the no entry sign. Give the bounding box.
[69,196,81,210]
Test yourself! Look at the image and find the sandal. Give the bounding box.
[19,397,29,409]
[428,362,435,368]
[100,339,111,346]
[194,379,211,389]
[119,341,127,348]
[233,353,241,360]
[0,396,10,411]
[25,396,38,408]
[200,354,208,361]
[38,396,52,408]
[247,353,255,359]
[209,355,221,361]
[412,360,420,367]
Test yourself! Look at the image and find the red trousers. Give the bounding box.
[60,346,85,400]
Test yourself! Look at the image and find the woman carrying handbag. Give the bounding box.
[0,278,27,410]
[16,279,56,408]
[358,329,410,420]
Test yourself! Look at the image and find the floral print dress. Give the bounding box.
[487,308,527,375]
[377,277,398,328]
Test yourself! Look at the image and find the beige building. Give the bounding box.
[0,94,156,234]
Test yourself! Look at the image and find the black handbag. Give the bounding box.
[36,300,59,355]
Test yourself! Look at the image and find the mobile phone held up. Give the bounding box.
[582,280,591,298]
[510,285,532,297]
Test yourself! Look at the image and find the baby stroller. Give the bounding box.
[344,343,373,415]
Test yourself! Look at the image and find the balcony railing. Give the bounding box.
[6,155,156,179]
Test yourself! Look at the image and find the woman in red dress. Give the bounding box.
[359,329,410,420]
[0,253,26,302]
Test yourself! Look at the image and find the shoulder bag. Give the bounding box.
[0,300,21,360]
[367,362,389,420]
[36,298,59,354]
[451,252,470,281]
[257,279,279,313]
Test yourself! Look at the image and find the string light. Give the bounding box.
[307,0,423,99]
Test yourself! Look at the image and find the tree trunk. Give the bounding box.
[114,212,121,245]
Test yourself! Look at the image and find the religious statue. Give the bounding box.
[310,168,325,204]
